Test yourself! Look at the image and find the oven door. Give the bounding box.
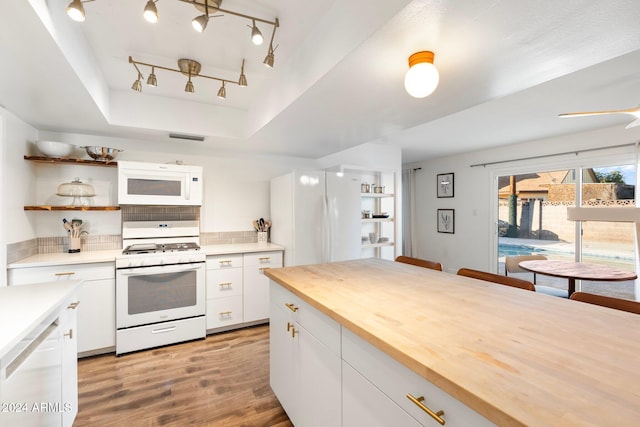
[116,262,205,329]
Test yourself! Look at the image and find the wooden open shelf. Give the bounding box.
[24,155,117,167]
[24,206,121,211]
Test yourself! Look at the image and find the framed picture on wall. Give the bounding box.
[437,173,454,198]
[437,209,455,234]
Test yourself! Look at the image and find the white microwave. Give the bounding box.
[118,161,203,206]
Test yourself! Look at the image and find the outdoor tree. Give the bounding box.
[595,170,625,183]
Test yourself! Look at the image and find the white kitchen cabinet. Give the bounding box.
[343,361,422,427]
[0,284,79,427]
[269,282,342,427]
[342,328,495,427]
[205,251,283,331]
[61,294,79,427]
[9,262,116,356]
[206,254,243,331]
[243,251,283,322]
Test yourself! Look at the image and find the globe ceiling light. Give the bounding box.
[404,51,439,98]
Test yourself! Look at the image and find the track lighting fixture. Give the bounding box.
[217,82,226,99]
[131,74,143,92]
[238,60,247,87]
[66,0,93,22]
[192,14,209,32]
[143,0,159,23]
[129,56,246,99]
[250,20,263,45]
[68,1,280,68]
[263,23,278,68]
[146,66,157,87]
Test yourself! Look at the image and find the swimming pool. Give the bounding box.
[498,244,548,258]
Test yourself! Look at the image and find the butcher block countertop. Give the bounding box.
[264,258,640,427]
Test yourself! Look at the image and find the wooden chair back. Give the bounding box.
[505,254,547,283]
[395,256,443,271]
[569,292,640,315]
[457,268,535,291]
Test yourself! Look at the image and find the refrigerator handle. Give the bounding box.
[323,192,331,263]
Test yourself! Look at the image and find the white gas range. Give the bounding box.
[115,220,206,355]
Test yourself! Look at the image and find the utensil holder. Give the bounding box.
[69,237,81,253]
[257,232,268,244]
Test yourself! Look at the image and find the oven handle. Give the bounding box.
[151,326,177,334]
[117,263,204,276]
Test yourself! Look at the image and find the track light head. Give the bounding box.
[146,68,157,86]
[238,59,248,87]
[66,0,86,22]
[250,20,263,45]
[143,0,159,23]
[192,14,209,32]
[217,82,226,99]
[263,48,274,68]
[132,77,143,92]
[185,77,195,93]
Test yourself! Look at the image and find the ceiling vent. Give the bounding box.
[169,133,206,142]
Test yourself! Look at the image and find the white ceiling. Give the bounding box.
[2,0,640,162]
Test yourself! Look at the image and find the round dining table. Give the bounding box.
[519,259,637,297]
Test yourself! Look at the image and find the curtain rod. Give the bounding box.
[469,142,638,168]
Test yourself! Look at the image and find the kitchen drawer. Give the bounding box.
[206,254,243,270]
[9,262,115,286]
[342,328,495,427]
[244,251,283,268]
[270,282,340,356]
[116,316,205,355]
[206,296,243,329]
[206,268,242,299]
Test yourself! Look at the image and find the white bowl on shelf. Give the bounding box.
[36,140,75,158]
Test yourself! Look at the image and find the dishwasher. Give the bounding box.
[1,312,62,427]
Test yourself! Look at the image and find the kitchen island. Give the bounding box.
[265,258,640,426]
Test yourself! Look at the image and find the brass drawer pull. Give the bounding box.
[285,303,299,312]
[64,329,74,339]
[55,272,75,277]
[406,393,445,425]
[290,326,298,338]
[287,322,293,331]
[218,282,232,288]
[219,260,233,266]
[258,256,271,262]
[67,301,80,309]
[258,267,269,271]
[219,311,232,317]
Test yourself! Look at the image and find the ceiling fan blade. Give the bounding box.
[558,106,640,118]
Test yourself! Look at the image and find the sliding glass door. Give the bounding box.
[497,163,636,300]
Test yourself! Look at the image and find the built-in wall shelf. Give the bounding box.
[361,193,394,198]
[24,156,118,167]
[24,206,121,211]
[361,218,394,223]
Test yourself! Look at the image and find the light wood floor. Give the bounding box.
[74,324,292,427]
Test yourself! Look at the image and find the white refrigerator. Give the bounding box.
[271,170,362,266]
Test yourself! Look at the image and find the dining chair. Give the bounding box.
[569,292,640,315]
[457,268,535,291]
[504,254,547,284]
[395,256,443,271]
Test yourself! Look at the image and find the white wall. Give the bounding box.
[2,107,38,247]
[407,124,640,274]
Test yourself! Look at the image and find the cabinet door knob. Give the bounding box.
[406,393,445,425]
[285,303,299,312]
